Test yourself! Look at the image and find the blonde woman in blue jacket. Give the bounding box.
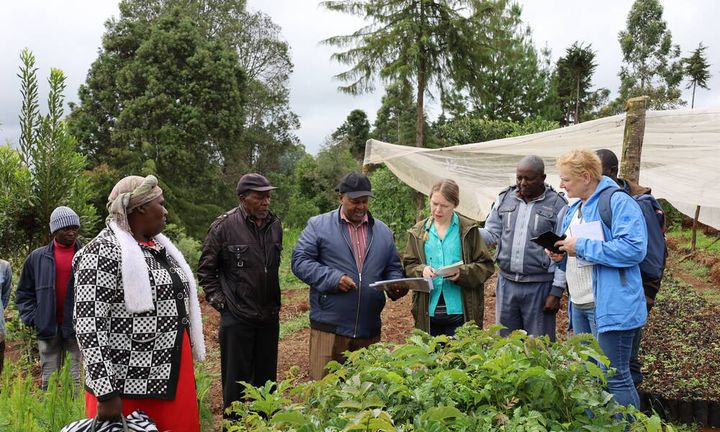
[548,149,647,409]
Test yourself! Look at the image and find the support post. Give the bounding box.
[691,205,701,251]
[620,96,649,184]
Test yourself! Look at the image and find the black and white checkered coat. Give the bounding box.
[73,226,203,401]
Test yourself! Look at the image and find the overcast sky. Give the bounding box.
[1,0,718,155]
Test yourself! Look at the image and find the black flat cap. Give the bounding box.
[236,173,277,195]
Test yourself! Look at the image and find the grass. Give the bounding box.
[194,364,218,431]
[0,358,84,432]
[666,228,720,254]
[697,287,720,304]
[666,228,720,305]
[279,312,309,339]
[676,258,710,278]
[280,227,305,290]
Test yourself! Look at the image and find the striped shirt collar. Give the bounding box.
[339,206,369,227]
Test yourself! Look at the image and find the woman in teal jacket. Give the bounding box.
[549,149,647,409]
[403,179,495,336]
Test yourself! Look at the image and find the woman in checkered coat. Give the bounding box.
[73,175,205,431]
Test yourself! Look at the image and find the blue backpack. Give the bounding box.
[597,188,667,281]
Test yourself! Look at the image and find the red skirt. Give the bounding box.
[86,330,200,432]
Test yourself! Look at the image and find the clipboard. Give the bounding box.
[530,231,566,254]
[369,277,432,293]
[434,260,464,277]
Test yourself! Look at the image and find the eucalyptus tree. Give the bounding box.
[683,43,711,108]
[213,8,301,177]
[614,0,684,111]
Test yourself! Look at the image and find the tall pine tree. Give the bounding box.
[322,0,517,216]
[556,42,600,125]
[683,43,712,109]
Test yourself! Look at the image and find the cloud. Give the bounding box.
[1,0,718,154]
[0,0,119,146]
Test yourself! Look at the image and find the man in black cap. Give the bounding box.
[198,173,283,415]
[292,171,408,380]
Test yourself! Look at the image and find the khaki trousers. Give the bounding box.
[309,329,380,380]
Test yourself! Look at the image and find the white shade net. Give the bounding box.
[364,108,720,229]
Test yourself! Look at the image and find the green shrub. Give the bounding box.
[284,193,320,230]
[163,223,202,272]
[280,228,304,289]
[368,167,418,247]
[226,324,673,431]
[434,116,559,146]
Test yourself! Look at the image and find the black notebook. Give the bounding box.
[530,231,566,254]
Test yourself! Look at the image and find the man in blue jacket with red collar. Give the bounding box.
[16,206,82,389]
[292,172,407,380]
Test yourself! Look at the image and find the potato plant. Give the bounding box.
[227,325,672,431]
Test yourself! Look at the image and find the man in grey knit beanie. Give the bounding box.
[16,206,82,389]
[49,206,81,235]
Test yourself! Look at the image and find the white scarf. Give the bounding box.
[108,221,206,361]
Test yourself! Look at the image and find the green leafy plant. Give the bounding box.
[1,49,98,259]
[226,324,674,431]
[163,223,203,272]
[280,228,304,289]
[367,167,418,247]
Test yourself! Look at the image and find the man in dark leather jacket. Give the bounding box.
[197,173,282,415]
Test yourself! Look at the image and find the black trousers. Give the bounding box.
[219,312,279,414]
[429,313,465,337]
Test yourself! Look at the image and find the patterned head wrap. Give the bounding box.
[107,175,163,233]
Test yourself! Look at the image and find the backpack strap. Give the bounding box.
[597,187,628,230]
[596,187,631,285]
[635,194,668,234]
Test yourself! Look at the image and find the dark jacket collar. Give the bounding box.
[237,205,278,227]
[43,239,82,256]
[335,206,375,227]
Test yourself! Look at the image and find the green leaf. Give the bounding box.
[424,406,463,422]
[271,410,310,427]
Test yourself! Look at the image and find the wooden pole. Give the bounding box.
[619,96,649,184]
[691,205,700,251]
